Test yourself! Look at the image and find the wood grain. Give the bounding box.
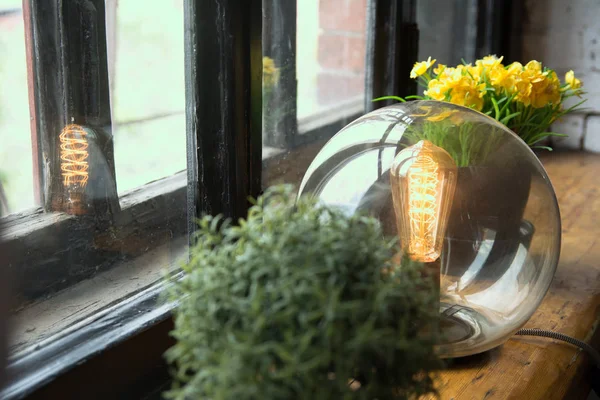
[426,151,600,400]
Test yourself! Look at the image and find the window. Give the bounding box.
[1,0,187,374]
[0,0,520,398]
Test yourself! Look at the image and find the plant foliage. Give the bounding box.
[401,118,503,167]
[165,185,441,400]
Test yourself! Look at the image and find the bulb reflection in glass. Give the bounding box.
[59,124,89,214]
[390,140,457,262]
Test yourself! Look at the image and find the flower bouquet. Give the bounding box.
[377,55,586,152]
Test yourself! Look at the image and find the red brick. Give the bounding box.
[317,73,365,105]
[318,34,346,70]
[318,35,365,73]
[347,0,368,32]
[346,36,366,72]
[320,0,367,33]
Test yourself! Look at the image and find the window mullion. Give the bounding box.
[262,0,298,149]
[475,0,523,62]
[184,0,262,239]
[26,0,119,216]
[22,0,43,206]
[365,0,419,112]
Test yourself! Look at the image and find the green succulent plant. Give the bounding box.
[165,185,441,400]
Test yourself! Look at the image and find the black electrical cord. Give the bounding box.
[514,328,600,367]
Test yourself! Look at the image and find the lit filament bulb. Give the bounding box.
[59,124,89,209]
[390,140,457,262]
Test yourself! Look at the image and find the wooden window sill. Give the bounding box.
[8,237,186,356]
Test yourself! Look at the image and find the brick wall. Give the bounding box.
[523,0,600,151]
[317,0,367,106]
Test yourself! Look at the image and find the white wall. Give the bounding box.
[523,0,600,151]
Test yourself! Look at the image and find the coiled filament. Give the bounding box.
[407,155,439,257]
[59,124,89,187]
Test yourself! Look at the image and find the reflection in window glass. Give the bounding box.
[0,7,34,214]
[263,0,367,188]
[109,1,186,193]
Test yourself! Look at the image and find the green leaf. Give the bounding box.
[500,111,522,125]
[532,145,553,151]
[372,95,406,103]
[541,132,568,137]
[491,97,501,120]
[405,95,425,100]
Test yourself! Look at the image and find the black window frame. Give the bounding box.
[0,0,521,398]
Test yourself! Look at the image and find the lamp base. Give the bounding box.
[436,301,510,358]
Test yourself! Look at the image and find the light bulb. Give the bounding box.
[59,124,89,214]
[390,140,457,262]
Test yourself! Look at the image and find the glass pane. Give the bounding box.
[262,0,367,189]
[414,0,478,96]
[110,0,186,193]
[2,1,188,358]
[0,7,35,214]
[416,0,477,65]
[297,0,366,118]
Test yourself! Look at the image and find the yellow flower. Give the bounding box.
[502,62,524,94]
[425,66,486,110]
[515,65,561,108]
[424,79,447,100]
[524,60,542,73]
[263,57,276,73]
[476,55,504,70]
[410,57,436,78]
[427,109,462,123]
[433,63,446,75]
[489,67,510,88]
[424,62,488,110]
[437,65,465,85]
[507,62,524,73]
[449,82,486,111]
[469,55,504,83]
[530,70,561,108]
[565,70,582,89]
[412,105,433,117]
[465,64,483,81]
[263,57,280,88]
[488,62,521,93]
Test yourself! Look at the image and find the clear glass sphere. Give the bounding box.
[298,100,561,358]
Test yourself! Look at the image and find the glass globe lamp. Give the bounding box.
[298,100,561,358]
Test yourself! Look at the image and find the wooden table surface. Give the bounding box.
[429,151,600,400]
